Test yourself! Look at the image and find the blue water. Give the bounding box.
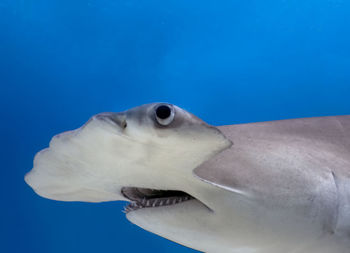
[1,0,350,252]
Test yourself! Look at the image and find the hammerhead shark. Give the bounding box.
[25,103,350,252]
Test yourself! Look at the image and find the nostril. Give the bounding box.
[96,113,127,129]
[121,120,127,129]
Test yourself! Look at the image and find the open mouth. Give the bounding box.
[121,187,194,213]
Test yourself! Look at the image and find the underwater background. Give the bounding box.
[1,0,350,252]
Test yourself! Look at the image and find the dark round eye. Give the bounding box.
[156,105,171,119]
[155,104,175,126]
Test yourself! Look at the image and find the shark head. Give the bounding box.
[25,103,231,207]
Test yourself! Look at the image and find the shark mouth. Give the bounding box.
[121,187,194,213]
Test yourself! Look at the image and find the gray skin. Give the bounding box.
[25,103,350,253]
[193,116,350,252]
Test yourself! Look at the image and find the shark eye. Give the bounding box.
[155,104,175,126]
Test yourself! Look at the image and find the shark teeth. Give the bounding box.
[122,194,193,214]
